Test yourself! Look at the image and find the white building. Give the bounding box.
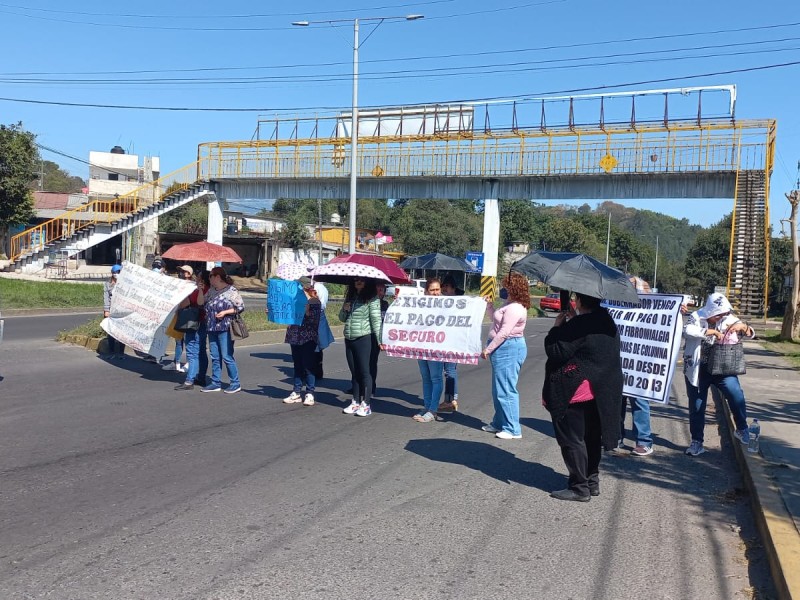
[88,146,161,266]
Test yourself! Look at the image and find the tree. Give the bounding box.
[0,123,38,256]
[780,190,799,340]
[29,160,85,193]
[684,215,732,299]
[278,214,311,249]
[159,201,209,235]
[393,199,482,256]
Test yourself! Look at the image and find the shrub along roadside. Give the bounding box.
[0,279,103,310]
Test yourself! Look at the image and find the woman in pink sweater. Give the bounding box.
[480,271,530,439]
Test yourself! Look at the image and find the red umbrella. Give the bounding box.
[328,253,410,284]
[162,241,242,263]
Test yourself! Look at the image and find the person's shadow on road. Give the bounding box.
[404,438,562,492]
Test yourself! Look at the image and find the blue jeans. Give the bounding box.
[174,336,185,363]
[688,371,748,442]
[489,336,527,436]
[291,341,317,393]
[620,395,652,447]
[208,330,239,388]
[418,360,444,412]
[184,325,208,385]
[443,362,458,399]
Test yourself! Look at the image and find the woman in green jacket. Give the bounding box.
[340,278,383,417]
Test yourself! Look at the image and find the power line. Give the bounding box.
[2,59,799,113]
[0,0,459,20]
[2,20,798,77]
[2,43,798,87]
[0,0,563,32]
[36,143,136,179]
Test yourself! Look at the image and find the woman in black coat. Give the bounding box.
[542,293,623,502]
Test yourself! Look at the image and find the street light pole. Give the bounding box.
[292,15,423,255]
[349,18,359,255]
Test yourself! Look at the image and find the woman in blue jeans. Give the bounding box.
[682,293,754,456]
[413,277,445,423]
[175,269,209,391]
[480,272,530,439]
[201,267,244,394]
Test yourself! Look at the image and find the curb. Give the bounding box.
[62,326,347,353]
[714,386,800,600]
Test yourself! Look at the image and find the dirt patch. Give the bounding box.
[231,275,266,293]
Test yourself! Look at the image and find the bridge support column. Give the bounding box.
[481,197,500,299]
[207,193,223,268]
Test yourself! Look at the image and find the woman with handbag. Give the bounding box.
[201,267,244,395]
[281,277,322,406]
[542,292,623,502]
[174,268,207,391]
[682,293,754,456]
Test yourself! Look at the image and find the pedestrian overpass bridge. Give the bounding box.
[9,87,775,316]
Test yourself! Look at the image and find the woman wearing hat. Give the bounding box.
[164,265,195,373]
[682,293,755,456]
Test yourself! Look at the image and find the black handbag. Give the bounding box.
[543,362,584,421]
[230,314,249,339]
[706,323,746,376]
[175,306,201,332]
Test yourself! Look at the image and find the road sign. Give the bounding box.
[465,251,483,273]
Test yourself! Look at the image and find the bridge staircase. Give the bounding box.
[6,163,210,274]
[729,170,769,317]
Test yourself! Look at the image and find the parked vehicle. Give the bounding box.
[539,292,576,312]
[393,278,426,298]
[539,293,562,312]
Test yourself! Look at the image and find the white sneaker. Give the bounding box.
[343,399,360,414]
[303,393,315,406]
[162,362,178,371]
[495,430,522,440]
[283,391,302,404]
[177,363,187,373]
[355,402,372,417]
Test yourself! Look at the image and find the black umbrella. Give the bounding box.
[399,252,476,272]
[511,251,640,304]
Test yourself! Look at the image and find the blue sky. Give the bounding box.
[1,0,798,233]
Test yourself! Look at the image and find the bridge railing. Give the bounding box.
[197,119,772,182]
[11,161,201,263]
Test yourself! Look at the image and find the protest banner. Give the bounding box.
[604,293,684,404]
[267,278,307,325]
[382,295,486,364]
[101,261,195,357]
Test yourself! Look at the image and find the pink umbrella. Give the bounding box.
[276,261,313,281]
[328,253,410,284]
[309,262,392,284]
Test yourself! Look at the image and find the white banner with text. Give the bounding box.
[603,293,684,404]
[382,295,487,364]
[101,261,195,357]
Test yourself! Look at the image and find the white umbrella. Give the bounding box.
[276,261,313,281]
[309,262,392,284]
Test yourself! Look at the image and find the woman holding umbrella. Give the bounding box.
[340,277,382,417]
[542,293,623,501]
[201,267,244,394]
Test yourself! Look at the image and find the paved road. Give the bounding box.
[0,320,774,599]
[2,312,98,343]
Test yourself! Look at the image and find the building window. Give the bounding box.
[108,173,119,181]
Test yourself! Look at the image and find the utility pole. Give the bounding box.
[780,188,800,341]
